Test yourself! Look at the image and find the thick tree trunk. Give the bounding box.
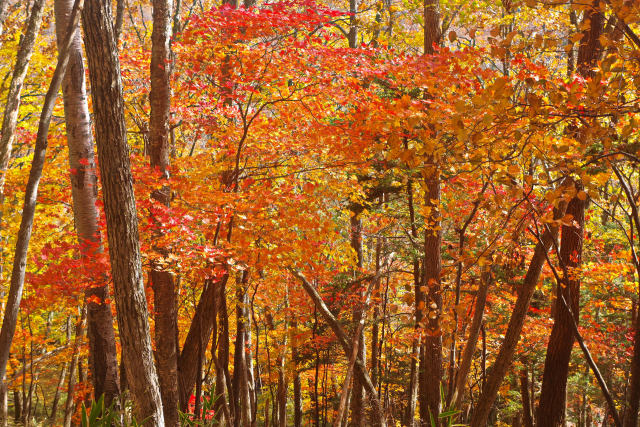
[537,194,586,426]
[470,198,568,427]
[420,1,441,421]
[81,0,164,423]
[0,0,8,38]
[54,0,120,406]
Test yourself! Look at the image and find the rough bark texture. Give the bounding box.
[54,0,120,406]
[149,0,179,424]
[0,0,8,37]
[420,2,441,421]
[232,271,253,427]
[469,199,568,427]
[423,0,440,55]
[537,194,586,426]
[81,0,164,423]
[177,276,225,410]
[419,160,442,426]
[537,4,602,422]
[349,213,366,426]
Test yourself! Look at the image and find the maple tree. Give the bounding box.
[0,0,638,426]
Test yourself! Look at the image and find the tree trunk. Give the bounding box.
[0,0,45,201]
[349,213,366,427]
[519,358,534,427]
[149,0,178,423]
[537,193,586,426]
[538,3,602,422]
[0,0,84,397]
[420,1,441,421]
[178,276,227,410]
[48,362,67,425]
[232,271,253,426]
[470,198,568,427]
[63,309,86,427]
[293,271,387,427]
[54,0,121,406]
[420,159,443,426]
[453,268,492,409]
[81,0,164,423]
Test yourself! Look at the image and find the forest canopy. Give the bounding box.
[0,0,639,426]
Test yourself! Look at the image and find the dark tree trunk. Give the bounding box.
[537,193,586,426]
[149,0,179,423]
[470,198,568,427]
[419,159,443,426]
[82,0,163,422]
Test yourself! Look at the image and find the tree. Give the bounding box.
[53,0,120,406]
[81,0,164,422]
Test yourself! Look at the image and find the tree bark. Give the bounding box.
[519,358,534,427]
[63,309,86,427]
[177,275,227,410]
[537,193,586,426]
[420,1,441,421]
[149,0,179,423]
[453,268,492,409]
[0,0,45,201]
[420,159,443,426]
[54,0,120,406]
[470,198,568,427]
[81,0,164,423]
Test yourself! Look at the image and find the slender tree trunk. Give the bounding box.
[48,362,67,425]
[349,213,366,426]
[178,276,227,410]
[453,268,492,409]
[420,3,441,422]
[420,159,443,426]
[232,271,252,426]
[0,0,45,201]
[292,271,387,427]
[519,358,534,427]
[537,193,586,426]
[0,0,84,398]
[54,0,120,406]
[82,0,164,423]
[470,198,568,427]
[149,0,179,422]
[64,309,86,427]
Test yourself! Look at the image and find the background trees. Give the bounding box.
[0,0,638,425]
